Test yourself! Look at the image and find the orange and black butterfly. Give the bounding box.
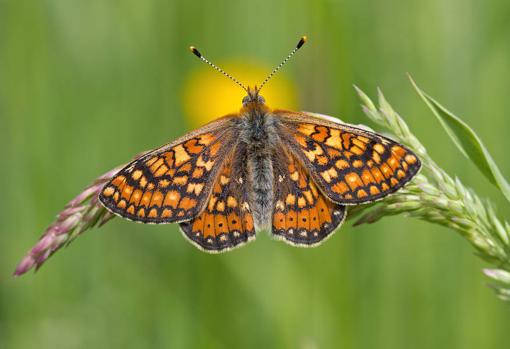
[99,36,421,252]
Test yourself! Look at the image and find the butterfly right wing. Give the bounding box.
[276,111,421,205]
[272,148,346,246]
[99,116,238,224]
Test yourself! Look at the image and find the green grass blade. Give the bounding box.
[410,76,510,202]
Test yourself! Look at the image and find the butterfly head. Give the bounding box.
[242,86,266,106]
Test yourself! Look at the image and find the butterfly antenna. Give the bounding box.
[258,35,307,92]
[189,46,248,93]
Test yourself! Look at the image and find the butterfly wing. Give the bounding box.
[99,116,238,223]
[179,143,255,252]
[272,147,346,246]
[275,111,421,205]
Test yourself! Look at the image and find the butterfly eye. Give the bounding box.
[242,95,251,106]
[257,95,265,104]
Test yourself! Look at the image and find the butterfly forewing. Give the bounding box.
[276,111,421,205]
[272,147,346,246]
[99,117,237,223]
[179,143,256,252]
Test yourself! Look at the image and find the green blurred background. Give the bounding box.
[1,1,510,348]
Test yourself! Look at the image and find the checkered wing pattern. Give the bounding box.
[179,143,255,252]
[99,117,237,223]
[272,148,346,246]
[276,111,421,205]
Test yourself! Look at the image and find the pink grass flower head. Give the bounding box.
[13,166,124,276]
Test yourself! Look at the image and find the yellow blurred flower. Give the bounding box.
[183,60,298,128]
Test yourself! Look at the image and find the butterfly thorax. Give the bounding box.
[237,95,279,231]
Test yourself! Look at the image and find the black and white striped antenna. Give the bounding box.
[189,35,307,94]
[189,46,248,93]
[258,36,307,92]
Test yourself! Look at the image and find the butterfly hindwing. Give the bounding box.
[276,111,421,205]
[272,148,346,246]
[179,143,256,252]
[99,117,237,223]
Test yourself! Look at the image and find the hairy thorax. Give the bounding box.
[237,105,280,230]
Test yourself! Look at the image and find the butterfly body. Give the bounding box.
[238,95,279,230]
[99,86,421,252]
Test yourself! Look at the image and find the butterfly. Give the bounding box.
[99,36,421,252]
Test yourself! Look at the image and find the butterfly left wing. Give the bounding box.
[99,116,237,223]
[272,148,346,246]
[179,143,256,252]
[275,111,421,205]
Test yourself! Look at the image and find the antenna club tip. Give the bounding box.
[189,46,202,58]
[297,35,308,49]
